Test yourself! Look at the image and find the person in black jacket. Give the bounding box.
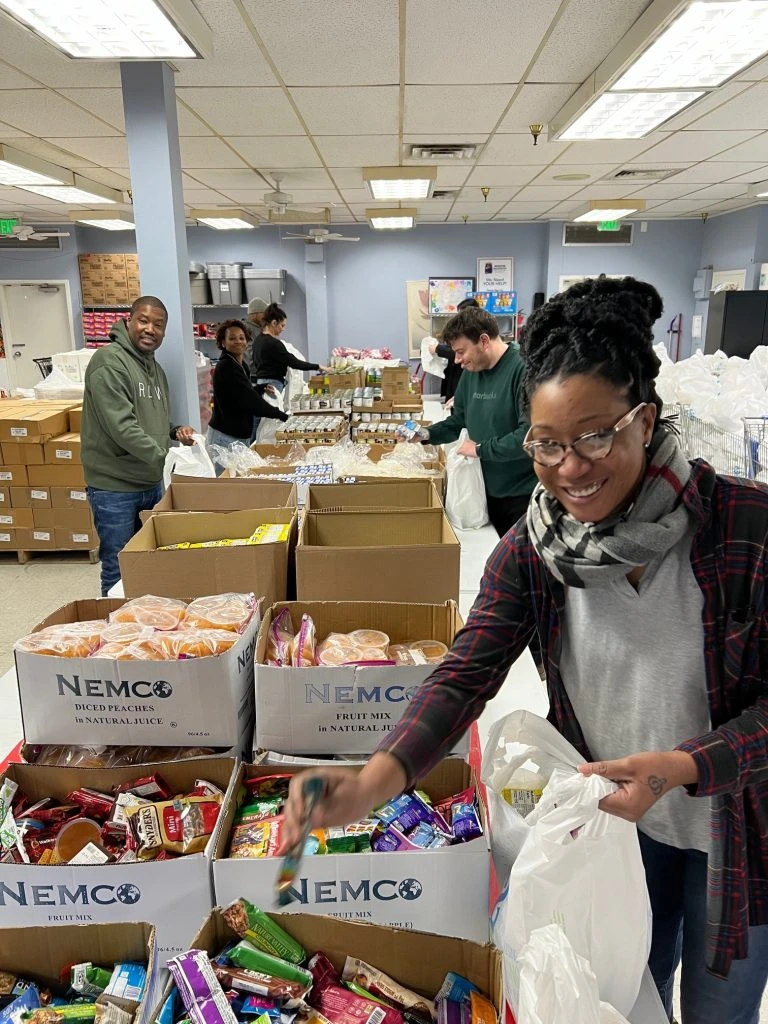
[429,297,479,407]
[206,319,288,475]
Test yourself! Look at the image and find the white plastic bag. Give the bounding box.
[517,925,630,1024]
[421,336,448,379]
[445,430,489,529]
[254,385,286,444]
[163,433,216,487]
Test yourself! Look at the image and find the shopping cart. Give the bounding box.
[33,356,52,378]
[672,404,768,479]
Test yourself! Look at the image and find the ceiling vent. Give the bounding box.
[608,168,677,181]
[0,234,63,251]
[432,189,460,200]
[407,144,477,161]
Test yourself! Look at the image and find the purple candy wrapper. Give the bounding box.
[413,792,452,835]
[371,823,420,853]
[452,802,482,842]
[242,996,281,1021]
[167,950,238,1024]
[437,1001,469,1024]
[408,822,451,849]
[375,794,425,832]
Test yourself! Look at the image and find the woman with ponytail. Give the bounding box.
[283,277,768,1021]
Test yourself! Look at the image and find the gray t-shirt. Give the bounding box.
[560,525,711,852]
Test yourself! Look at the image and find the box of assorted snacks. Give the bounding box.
[253,602,465,756]
[14,594,260,748]
[145,479,297,520]
[0,920,158,1024]
[212,760,489,942]
[0,758,237,956]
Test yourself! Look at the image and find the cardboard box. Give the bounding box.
[0,441,45,465]
[0,528,17,550]
[35,506,94,532]
[0,485,8,506]
[306,480,442,512]
[0,921,159,1024]
[15,528,55,549]
[28,464,86,487]
[79,253,104,272]
[51,484,90,508]
[143,476,297,520]
[253,601,466,755]
[120,509,296,605]
[0,407,70,443]
[0,758,236,957]
[0,507,33,529]
[10,486,52,508]
[55,527,98,549]
[297,509,460,604]
[212,759,490,942]
[81,284,106,305]
[69,406,83,432]
[44,432,81,464]
[16,597,261,748]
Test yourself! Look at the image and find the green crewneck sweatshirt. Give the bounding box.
[81,319,176,491]
[426,344,537,499]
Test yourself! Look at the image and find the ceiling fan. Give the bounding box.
[11,224,70,242]
[263,176,336,223]
[284,227,360,244]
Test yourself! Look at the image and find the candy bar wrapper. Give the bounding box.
[371,825,420,854]
[192,780,225,799]
[451,803,482,843]
[240,998,280,1021]
[468,994,496,1024]
[436,1002,468,1024]
[341,960,435,1022]
[235,799,283,826]
[70,963,111,997]
[221,899,306,964]
[434,977,477,1006]
[116,775,170,801]
[127,796,221,858]
[244,776,292,800]
[210,966,308,1004]
[374,795,424,833]
[433,789,475,827]
[229,817,283,860]
[67,789,115,821]
[26,1008,98,1024]
[406,823,451,850]
[227,944,311,988]
[167,951,238,1024]
[0,780,17,825]
[0,986,39,1024]
[104,963,147,1003]
[21,805,78,827]
[94,1003,132,1024]
[313,986,404,1024]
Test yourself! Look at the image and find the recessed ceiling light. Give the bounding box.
[560,90,703,140]
[367,207,417,230]
[748,180,768,198]
[19,176,120,205]
[0,144,71,187]
[0,0,212,59]
[553,173,591,181]
[70,210,134,231]
[191,208,259,230]
[363,167,436,201]
[573,199,646,222]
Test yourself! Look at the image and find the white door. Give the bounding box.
[0,282,75,390]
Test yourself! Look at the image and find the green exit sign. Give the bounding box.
[597,220,620,231]
[0,218,18,236]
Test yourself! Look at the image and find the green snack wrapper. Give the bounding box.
[26,1006,98,1023]
[71,965,111,998]
[221,899,305,964]
[346,984,391,1007]
[324,828,357,855]
[228,942,311,987]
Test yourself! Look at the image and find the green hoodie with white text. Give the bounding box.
[81,319,175,491]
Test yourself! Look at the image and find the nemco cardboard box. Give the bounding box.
[297,509,460,604]
[120,509,296,605]
[142,476,297,521]
[212,758,490,943]
[253,601,466,755]
[15,597,261,747]
[0,757,236,958]
[305,479,443,511]
[0,920,159,1024]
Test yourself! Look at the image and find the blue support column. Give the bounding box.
[120,61,199,429]
[304,244,330,364]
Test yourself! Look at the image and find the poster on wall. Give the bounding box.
[475,291,517,316]
[406,280,431,359]
[476,258,513,292]
[428,278,475,316]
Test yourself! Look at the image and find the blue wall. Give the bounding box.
[0,230,83,341]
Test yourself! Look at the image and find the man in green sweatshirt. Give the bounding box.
[81,295,195,595]
[423,305,537,538]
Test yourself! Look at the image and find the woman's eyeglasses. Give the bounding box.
[523,403,648,468]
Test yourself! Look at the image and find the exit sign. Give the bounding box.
[0,219,18,236]
[597,220,620,231]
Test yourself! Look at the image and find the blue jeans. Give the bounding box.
[250,378,285,442]
[640,830,768,1023]
[206,426,249,476]
[87,484,164,596]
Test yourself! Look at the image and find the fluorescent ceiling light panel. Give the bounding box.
[19,175,120,204]
[70,210,134,230]
[0,144,71,187]
[614,1,768,90]
[364,167,436,201]
[191,209,259,229]
[748,180,768,197]
[560,89,704,139]
[573,199,646,222]
[0,0,212,59]
[367,207,417,230]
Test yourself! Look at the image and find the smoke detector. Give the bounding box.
[407,143,477,161]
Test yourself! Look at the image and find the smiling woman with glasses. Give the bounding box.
[280,276,768,1023]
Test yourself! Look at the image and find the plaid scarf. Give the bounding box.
[526,428,692,588]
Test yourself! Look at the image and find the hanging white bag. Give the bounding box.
[495,759,650,1018]
[421,336,448,378]
[445,430,489,529]
[162,432,216,488]
[254,385,286,444]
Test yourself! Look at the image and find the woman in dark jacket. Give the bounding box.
[206,319,287,475]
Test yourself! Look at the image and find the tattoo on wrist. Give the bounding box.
[646,775,667,798]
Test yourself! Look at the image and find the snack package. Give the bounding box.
[229,817,283,860]
[244,776,292,800]
[210,966,308,1003]
[227,945,311,989]
[340,959,435,1021]
[221,899,306,964]
[14,623,105,658]
[290,615,316,668]
[247,524,291,545]
[435,975,477,1005]
[126,795,221,858]
[308,955,403,1024]
[183,594,257,633]
[160,630,239,659]
[167,950,238,1024]
[266,610,294,667]
[109,596,188,631]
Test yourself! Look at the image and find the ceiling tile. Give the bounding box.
[406,0,561,84]
[0,63,40,89]
[481,133,569,165]
[58,88,124,130]
[687,183,749,201]
[728,163,768,183]
[329,168,365,188]
[0,122,27,137]
[341,189,375,204]
[621,181,699,200]
[738,54,768,81]
[242,0,398,86]
[459,186,524,202]
[466,165,539,187]
[261,169,334,188]
[542,202,583,218]
[712,133,768,162]
[529,0,653,83]
[174,0,278,86]
[220,188,338,205]
[639,130,762,163]
[176,104,215,137]
[184,168,270,189]
[533,163,621,185]
[80,167,130,189]
[497,201,557,214]
[434,166,474,186]
[683,84,768,132]
[497,84,580,132]
[230,137,322,168]
[404,85,515,135]
[665,161,765,183]
[450,201,506,213]
[180,137,249,169]
[661,82,755,131]
[448,209,502,221]
[0,21,120,87]
[290,86,398,135]
[509,184,584,202]
[0,91,118,137]
[653,199,719,213]
[565,181,645,199]
[178,87,303,135]
[553,134,670,164]
[316,135,399,167]
[183,188,231,203]
[25,136,127,167]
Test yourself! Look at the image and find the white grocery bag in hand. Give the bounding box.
[445,430,489,529]
[421,336,448,378]
[162,433,216,487]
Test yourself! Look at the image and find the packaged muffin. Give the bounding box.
[109,596,188,631]
[182,593,256,633]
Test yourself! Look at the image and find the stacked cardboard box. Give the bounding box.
[79,253,141,307]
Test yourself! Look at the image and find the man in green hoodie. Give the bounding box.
[81,295,195,595]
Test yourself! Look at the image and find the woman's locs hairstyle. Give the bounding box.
[519,275,668,430]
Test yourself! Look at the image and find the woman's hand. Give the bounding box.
[427,341,438,356]
[578,750,698,822]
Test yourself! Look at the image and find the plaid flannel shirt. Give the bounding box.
[378,460,768,978]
